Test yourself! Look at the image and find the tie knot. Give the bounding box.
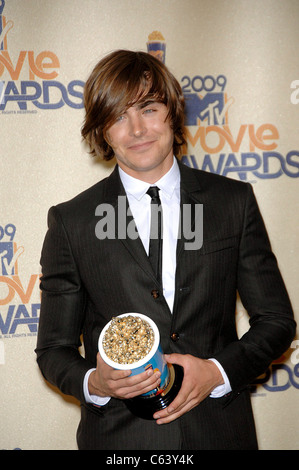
[147,186,160,202]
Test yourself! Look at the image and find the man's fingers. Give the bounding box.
[153,381,190,421]
[97,352,161,399]
[123,373,161,399]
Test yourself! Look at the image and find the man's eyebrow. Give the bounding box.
[135,99,158,110]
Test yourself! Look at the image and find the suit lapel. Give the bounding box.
[103,166,159,284]
[103,161,203,283]
[176,160,203,259]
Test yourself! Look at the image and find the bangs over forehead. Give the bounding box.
[100,51,170,127]
[113,62,167,110]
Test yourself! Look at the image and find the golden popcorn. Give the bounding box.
[102,315,155,364]
[148,31,165,41]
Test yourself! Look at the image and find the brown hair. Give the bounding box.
[81,50,186,160]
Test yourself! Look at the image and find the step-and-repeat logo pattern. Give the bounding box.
[148,30,299,182]
[0,224,40,345]
[0,10,297,396]
[0,0,84,112]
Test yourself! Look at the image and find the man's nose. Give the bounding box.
[129,114,146,137]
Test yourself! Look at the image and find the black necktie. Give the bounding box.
[147,186,163,286]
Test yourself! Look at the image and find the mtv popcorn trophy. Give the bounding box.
[147,31,166,63]
[98,313,183,419]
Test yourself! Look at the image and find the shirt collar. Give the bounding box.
[118,157,180,201]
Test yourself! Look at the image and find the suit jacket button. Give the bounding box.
[170,332,179,342]
[151,289,159,299]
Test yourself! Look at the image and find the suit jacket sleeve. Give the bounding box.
[214,183,296,392]
[35,206,93,404]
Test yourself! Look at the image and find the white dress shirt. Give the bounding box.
[84,158,231,406]
[119,157,181,312]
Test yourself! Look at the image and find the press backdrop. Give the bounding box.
[0,0,298,450]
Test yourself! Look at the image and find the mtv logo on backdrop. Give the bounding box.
[0,224,40,338]
[184,92,227,126]
[0,224,23,276]
[0,241,16,275]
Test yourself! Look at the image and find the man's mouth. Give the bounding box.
[128,140,155,151]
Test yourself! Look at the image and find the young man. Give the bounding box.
[36,50,295,450]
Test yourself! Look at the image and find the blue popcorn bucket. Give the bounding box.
[147,41,166,63]
[98,313,183,419]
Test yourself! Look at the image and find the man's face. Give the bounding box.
[106,101,174,183]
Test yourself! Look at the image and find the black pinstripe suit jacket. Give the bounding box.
[36,159,295,450]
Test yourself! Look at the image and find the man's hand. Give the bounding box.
[88,353,161,400]
[153,353,224,424]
